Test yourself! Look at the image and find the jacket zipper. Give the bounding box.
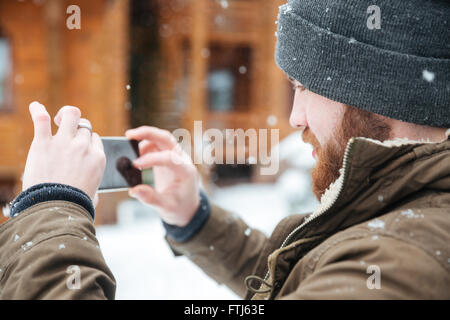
[262,137,357,283]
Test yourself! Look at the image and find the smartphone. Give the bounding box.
[98,137,154,193]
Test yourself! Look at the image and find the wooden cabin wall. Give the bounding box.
[0,0,295,224]
[0,0,129,225]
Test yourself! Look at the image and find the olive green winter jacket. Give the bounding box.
[167,136,450,299]
[1,135,449,299]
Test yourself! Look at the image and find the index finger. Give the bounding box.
[126,126,178,151]
[91,132,104,153]
[133,150,191,176]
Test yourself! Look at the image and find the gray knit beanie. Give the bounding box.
[275,0,450,128]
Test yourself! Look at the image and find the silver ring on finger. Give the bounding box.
[77,122,93,135]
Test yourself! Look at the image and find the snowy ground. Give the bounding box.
[96,211,239,300]
[96,133,318,300]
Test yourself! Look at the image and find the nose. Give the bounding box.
[289,89,307,128]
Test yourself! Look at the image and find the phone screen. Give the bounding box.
[99,137,154,193]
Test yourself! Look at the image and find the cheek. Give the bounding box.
[306,98,344,146]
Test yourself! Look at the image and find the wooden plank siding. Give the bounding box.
[0,0,129,225]
[0,0,294,225]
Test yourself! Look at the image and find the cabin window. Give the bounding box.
[0,31,12,111]
[207,43,252,112]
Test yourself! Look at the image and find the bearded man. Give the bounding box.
[1,0,449,299]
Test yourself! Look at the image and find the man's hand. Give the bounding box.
[126,126,200,227]
[22,102,106,201]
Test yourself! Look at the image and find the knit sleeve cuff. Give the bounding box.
[162,189,210,243]
[9,183,95,220]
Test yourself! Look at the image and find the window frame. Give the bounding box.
[0,27,14,113]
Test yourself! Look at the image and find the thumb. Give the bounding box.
[29,101,52,140]
[129,185,162,207]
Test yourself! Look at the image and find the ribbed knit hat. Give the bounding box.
[275,0,450,128]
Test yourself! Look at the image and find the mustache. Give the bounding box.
[301,128,321,150]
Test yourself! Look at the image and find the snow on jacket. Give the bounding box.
[0,199,115,299]
[1,134,449,299]
[167,135,450,299]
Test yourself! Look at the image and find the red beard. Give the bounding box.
[302,105,392,200]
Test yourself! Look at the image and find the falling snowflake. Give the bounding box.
[15,74,25,85]
[214,15,226,26]
[220,0,228,9]
[266,115,278,127]
[239,66,247,74]
[244,228,251,236]
[436,250,441,256]
[59,244,66,250]
[126,84,131,90]
[326,76,332,81]
[422,70,435,82]
[377,195,384,202]
[159,24,172,38]
[201,48,210,59]
[348,37,357,44]
[209,245,215,251]
[14,234,20,242]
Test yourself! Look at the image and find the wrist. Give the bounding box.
[175,194,201,228]
[9,183,95,220]
[162,189,210,243]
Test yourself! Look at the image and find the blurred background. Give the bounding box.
[0,0,317,299]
